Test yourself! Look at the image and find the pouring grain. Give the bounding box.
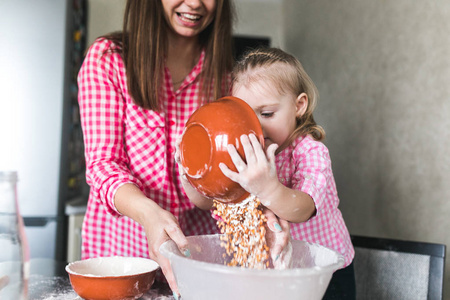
[213,196,269,269]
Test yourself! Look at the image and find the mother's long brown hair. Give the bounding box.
[102,0,234,111]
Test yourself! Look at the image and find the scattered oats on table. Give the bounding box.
[213,195,269,269]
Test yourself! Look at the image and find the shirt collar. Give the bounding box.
[183,49,205,87]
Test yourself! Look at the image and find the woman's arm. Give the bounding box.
[78,39,138,215]
[78,39,186,295]
[114,183,188,295]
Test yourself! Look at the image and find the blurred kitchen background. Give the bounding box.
[1,0,449,297]
[0,0,89,262]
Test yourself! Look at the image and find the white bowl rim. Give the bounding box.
[65,256,160,278]
[159,234,345,277]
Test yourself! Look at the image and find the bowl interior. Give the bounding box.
[66,257,160,300]
[66,256,159,277]
[160,235,344,300]
[181,123,212,179]
[161,234,343,273]
[179,96,264,203]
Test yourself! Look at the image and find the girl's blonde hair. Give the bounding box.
[232,47,325,146]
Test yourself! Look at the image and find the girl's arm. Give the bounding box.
[179,173,214,210]
[219,134,316,223]
[256,180,316,223]
[175,140,214,210]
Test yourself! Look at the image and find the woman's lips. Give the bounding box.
[176,12,202,27]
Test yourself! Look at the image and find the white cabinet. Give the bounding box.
[65,198,86,262]
[67,214,84,262]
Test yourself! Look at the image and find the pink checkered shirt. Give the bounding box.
[276,135,354,267]
[78,38,220,259]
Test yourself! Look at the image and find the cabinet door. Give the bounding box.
[67,214,84,262]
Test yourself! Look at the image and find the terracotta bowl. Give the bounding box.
[179,96,264,203]
[65,256,159,300]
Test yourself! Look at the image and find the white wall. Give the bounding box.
[86,0,283,48]
[233,0,283,48]
[284,0,450,297]
[86,0,125,45]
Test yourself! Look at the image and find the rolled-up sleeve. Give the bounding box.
[291,142,330,212]
[278,136,354,267]
[78,39,141,216]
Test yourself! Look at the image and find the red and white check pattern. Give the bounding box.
[78,38,219,259]
[276,135,355,267]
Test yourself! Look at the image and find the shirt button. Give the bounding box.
[169,147,175,154]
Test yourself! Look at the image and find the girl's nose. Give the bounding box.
[260,124,267,137]
[257,117,265,131]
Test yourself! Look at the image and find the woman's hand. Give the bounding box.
[263,207,293,269]
[142,203,189,297]
[219,134,280,199]
[114,184,189,297]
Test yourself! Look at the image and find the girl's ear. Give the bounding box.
[295,93,308,117]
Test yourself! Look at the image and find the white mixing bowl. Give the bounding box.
[160,234,344,300]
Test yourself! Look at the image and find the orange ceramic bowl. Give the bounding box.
[179,96,264,203]
[66,256,159,300]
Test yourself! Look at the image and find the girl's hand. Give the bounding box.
[263,207,293,269]
[219,134,280,200]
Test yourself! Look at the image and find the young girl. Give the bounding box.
[220,47,355,299]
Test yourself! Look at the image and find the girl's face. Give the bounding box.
[162,0,216,38]
[233,81,308,150]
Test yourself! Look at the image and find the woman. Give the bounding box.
[78,0,234,295]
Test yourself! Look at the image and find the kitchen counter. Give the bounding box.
[28,259,174,299]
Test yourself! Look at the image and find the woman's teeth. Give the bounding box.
[178,13,201,22]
